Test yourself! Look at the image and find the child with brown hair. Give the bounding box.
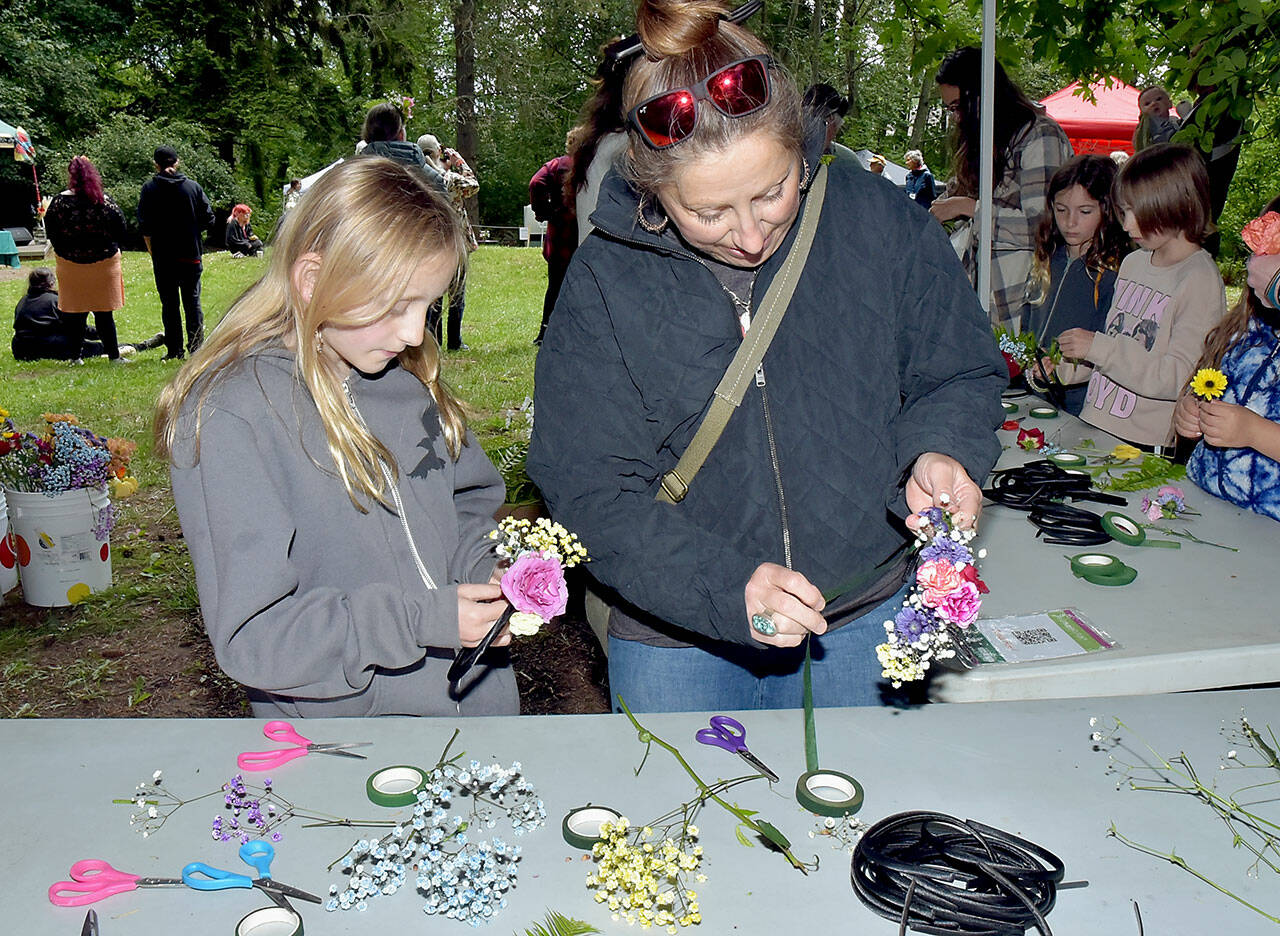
[1057,143,1226,448]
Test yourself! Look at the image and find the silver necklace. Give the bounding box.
[719,274,757,316]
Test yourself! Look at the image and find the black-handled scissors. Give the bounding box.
[696,714,779,782]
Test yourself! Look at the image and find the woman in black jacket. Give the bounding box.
[528,0,1005,712]
[43,156,130,362]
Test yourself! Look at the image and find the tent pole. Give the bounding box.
[977,0,996,319]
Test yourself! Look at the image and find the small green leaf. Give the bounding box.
[734,824,756,848]
[756,820,791,850]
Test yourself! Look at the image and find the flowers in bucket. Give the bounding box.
[0,413,135,495]
[0,412,137,540]
[876,504,987,688]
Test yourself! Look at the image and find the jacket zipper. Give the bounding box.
[607,228,797,569]
[693,256,795,572]
[343,379,438,591]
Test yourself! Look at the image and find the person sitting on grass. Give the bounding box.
[225,204,265,257]
[12,267,163,362]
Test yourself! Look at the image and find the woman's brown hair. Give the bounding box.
[620,0,804,200]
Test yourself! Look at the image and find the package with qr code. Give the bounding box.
[951,609,1119,666]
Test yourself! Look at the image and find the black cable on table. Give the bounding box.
[851,810,1066,935]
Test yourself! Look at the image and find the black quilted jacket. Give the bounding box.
[528,147,1007,647]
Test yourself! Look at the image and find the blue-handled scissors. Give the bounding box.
[182,840,322,910]
[696,714,779,782]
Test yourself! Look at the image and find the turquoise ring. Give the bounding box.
[751,612,777,636]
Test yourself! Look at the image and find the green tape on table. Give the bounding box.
[795,769,864,817]
[1101,511,1145,546]
[1047,452,1086,468]
[236,906,303,936]
[562,805,622,850]
[1002,401,1018,414]
[1028,406,1059,419]
[366,765,428,807]
[1068,552,1138,586]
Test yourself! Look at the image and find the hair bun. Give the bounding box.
[636,0,731,58]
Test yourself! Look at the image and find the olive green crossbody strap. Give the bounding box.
[657,162,829,504]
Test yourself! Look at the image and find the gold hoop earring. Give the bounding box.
[636,196,669,235]
[314,330,325,355]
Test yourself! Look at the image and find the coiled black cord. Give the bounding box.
[851,811,1066,935]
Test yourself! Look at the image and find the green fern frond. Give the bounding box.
[517,909,601,936]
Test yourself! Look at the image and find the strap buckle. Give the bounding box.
[659,470,688,503]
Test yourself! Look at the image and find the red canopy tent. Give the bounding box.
[1040,79,1140,156]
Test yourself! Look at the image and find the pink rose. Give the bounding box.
[1242,211,1280,255]
[917,560,963,607]
[933,581,981,627]
[501,551,568,622]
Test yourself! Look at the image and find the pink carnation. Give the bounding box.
[917,560,963,607]
[933,581,981,627]
[1242,212,1280,255]
[501,551,568,622]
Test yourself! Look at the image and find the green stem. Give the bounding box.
[617,697,807,872]
[1108,825,1280,924]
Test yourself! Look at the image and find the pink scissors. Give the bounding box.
[49,859,186,907]
[236,720,372,771]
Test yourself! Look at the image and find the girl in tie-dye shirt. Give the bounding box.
[1177,197,1280,520]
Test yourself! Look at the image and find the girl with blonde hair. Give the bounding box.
[155,157,517,717]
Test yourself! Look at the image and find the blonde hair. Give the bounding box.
[155,157,470,511]
[621,0,804,198]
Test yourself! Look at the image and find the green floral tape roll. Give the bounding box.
[236,905,303,936]
[1002,401,1018,414]
[1047,452,1086,468]
[562,804,622,850]
[1029,405,1059,419]
[366,765,428,807]
[1068,552,1138,586]
[1101,511,1145,546]
[795,769,864,817]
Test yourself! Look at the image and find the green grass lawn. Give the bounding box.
[0,246,549,490]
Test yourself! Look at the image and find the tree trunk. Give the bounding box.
[909,69,932,148]
[454,0,479,221]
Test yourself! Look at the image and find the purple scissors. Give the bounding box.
[696,714,779,782]
[49,859,186,907]
[237,720,372,771]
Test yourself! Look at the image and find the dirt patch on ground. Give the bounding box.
[0,494,610,718]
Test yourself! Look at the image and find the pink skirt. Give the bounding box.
[55,252,125,313]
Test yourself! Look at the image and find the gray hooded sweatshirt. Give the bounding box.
[170,347,517,716]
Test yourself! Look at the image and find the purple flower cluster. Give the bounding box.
[893,605,935,641]
[213,774,280,844]
[920,536,970,564]
[40,421,112,493]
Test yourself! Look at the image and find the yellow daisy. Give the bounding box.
[1190,367,1228,400]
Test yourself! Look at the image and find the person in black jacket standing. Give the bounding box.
[137,145,215,360]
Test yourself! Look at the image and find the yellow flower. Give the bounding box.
[1190,367,1228,401]
[1109,443,1143,461]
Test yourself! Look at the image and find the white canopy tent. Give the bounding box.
[280,158,344,202]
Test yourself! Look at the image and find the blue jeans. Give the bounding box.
[608,585,909,712]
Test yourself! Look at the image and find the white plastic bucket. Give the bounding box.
[0,492,18,596]
[5,487,112,607]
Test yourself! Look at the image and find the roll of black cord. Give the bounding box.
[851,811,1066,936]
[1026,502,1112,547]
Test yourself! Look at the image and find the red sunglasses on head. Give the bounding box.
[629,55,773,150]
